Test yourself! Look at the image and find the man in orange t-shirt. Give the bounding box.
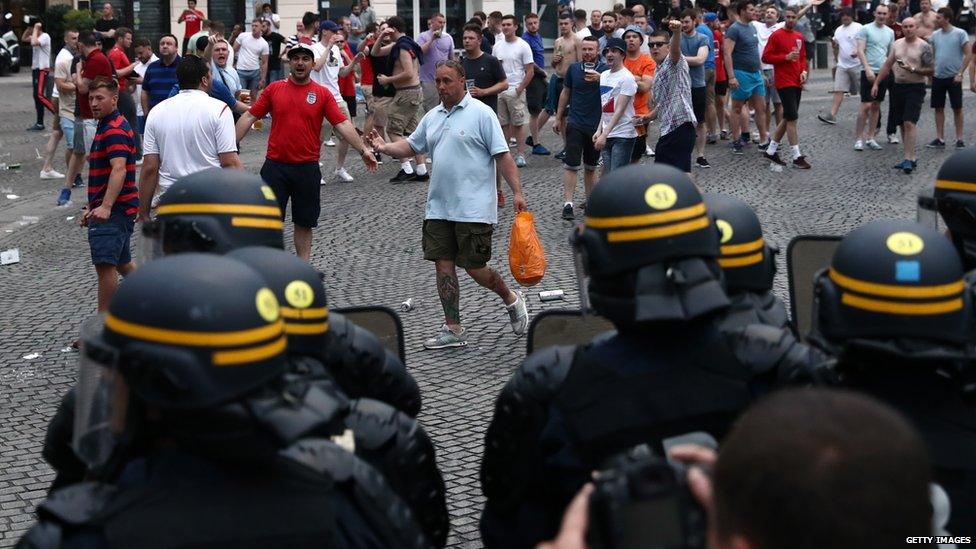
[622,27,656,163]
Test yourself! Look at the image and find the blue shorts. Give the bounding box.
[59,117,75,151]
[544,75,563,115]
[88,212,135,266]
[731,69,766,102]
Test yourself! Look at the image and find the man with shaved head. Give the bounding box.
[872,16,934,174]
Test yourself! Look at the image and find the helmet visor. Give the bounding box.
[73,315,126,470]
[570,226,593,315]
[917,188,940,230]
[137,219,167,266]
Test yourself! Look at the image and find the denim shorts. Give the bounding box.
[88,212,135,266]
[730,69,766,102]
[238,68,261,90]
[72,119,97,154]
[600,137,635,173]
[59,117,75,151]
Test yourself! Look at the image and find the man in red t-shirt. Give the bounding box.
[236,44,377,260]
[178,0,206,54]
[59,30,115,206]
[107,28,142,165]
[760,6,810,169]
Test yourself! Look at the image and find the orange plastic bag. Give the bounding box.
[509,211,547,287]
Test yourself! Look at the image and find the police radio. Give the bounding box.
[588,446,707,549]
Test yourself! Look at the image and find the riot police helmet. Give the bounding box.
[702,193,777,294]
[141,168,284,261]
[810,219,973,354]
[74,254,288,468]
[575,164,729,324]
[227,246,330,359]
[918,149,976,270]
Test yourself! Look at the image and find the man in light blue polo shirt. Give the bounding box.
[854,5,895,150]
[367,58,529,350]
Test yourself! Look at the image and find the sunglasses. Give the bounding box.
[648,42,668,48]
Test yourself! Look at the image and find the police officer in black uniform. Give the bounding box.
[808,219,976,535]
[20,254,428,548]
[918,149,976,272]
[479,165,823,548]
[704,192,788,330]
[227,246,449,547]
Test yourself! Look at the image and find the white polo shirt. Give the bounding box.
[142,89,238,197]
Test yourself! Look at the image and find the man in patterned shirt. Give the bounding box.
[648,22,698,177]
[83,76,138,313]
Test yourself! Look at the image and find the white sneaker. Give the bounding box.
[866,139,883,150]
[888,133,901,144]
[320,177,328,186]
[853,140,864,151]
[334,167,354,182]
[324,138,336,147]
[646,144,655,157]
[424,324,467,349]
[39,169,64,180]
[506,291,529,335]
[135,158,144,166]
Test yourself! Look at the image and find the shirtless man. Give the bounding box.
[372,15,428,182]
[913,0,937,38]
[545,13,582,157]
[872,17,934,173]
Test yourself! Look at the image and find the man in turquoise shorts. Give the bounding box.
[723,0,767,155]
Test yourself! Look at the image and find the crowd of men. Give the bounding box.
[9,0,976,546]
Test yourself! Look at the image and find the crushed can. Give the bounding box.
[539,290,565,302]
[400,298,414,312]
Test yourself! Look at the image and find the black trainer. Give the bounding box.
[763,151,786,166]
[695,156,711,168]
[389,169,414,182]
[411,172,430,182]
[562,203,574,220]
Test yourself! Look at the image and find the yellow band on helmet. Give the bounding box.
[283,321,330,335]
[605,215,711,243]
[280,306,329,320]
[720,237,764,256]
[935,179,976,194]
[841,293,964,316]
[585,203,707,229]
[231,217,285,229]
[718,251,764,268]
[156,203,282,217]
[212,336,287,366]
[830,269,964,299]
[105,314,284,347]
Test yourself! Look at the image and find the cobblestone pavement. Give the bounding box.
[0,69,972,546]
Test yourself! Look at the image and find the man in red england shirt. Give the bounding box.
[761,6,810,169]
[60,30,115,206]
[178,0,205,54]
[236,44,377,260]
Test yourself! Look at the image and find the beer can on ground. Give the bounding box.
[400,298,414,312]
[539,290,565,302]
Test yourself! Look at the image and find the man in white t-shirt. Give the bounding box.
[40,29,77,180]
[594,37,637,173]
[234,19,269,97]
[133,38,159,134]
[311,20,362,182]
[819,9,862,123]
[752,6,784,144]
[138,56,241,219]
[492,14,534,167]
[24,21,52,131]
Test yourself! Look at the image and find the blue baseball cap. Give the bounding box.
[319,20,340,32]
[704,12,718,22]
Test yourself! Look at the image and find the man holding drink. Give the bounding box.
[553,36,607,220]
[761,6,811,169]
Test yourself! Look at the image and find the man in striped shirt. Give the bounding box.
[84,76,138,312]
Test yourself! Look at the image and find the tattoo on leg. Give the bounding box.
[437,271,461,326]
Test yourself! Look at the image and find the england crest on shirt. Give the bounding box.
[306,91,317,104]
